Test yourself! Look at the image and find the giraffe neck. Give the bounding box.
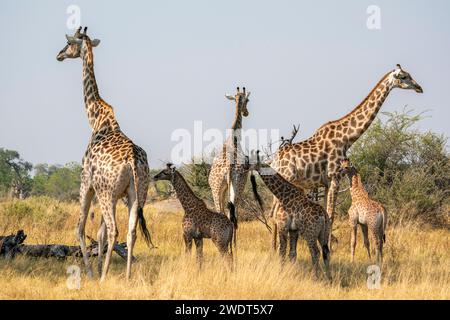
[81,39,120,132]
[350,174,369,199]
[256,167,301,201]
[172,171,205,212]
[231,100,242,130]
[339,72,395,147]
[226,99,243,165]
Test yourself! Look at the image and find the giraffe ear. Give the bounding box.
[225,94,235,101]
[91,39,101,47]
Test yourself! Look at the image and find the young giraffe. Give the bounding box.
[269,64,422,246]
[57,27,154,281]
[154,164,235,266]
[208,87,251,236]
[249,151,331,280]
[339,159,387,265]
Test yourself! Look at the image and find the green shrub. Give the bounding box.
[341,110,449,227]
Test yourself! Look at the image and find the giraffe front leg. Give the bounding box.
[323,185,329,210]
[350,224,358,263]
[194,238,204,269]
[77,184,94,279]
[326,176,340,247]
[218,182,228,214]
[288,230,299,263]
[360,224,371,261]
[278,227,288,262]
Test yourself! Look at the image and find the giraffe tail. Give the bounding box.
[250,173,264,210]
[138,207,156,249]
[381,207,387,243]
[227,201,237,248]
[130,152,156,250]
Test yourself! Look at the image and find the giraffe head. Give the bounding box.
[225,87,251,117]
[339,159,358,185]
[56,26,101,61]
[390,64,423,93]
[153,163,176,181]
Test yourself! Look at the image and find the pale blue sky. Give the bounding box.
[0,0,449,168]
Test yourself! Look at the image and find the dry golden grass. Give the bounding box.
[0,197,449,300]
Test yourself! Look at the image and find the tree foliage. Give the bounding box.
[30,162,82,201]
[0,148,33,198]
[340,110,450,226]
[0,110,448,227]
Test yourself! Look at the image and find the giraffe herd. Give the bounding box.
[56,27,423,282]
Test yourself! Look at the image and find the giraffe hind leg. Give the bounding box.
[126,189,139,280]
[350,224,358,263]
[326,177,340,248]
[184,233,193,255]
[361,224,371,260]
[318,229,332,281]
[96,217,107,275]
[99,196,118,283]
[278,228,288,262]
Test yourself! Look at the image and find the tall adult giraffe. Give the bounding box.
[208,87,251,237]
[57,27,154,281]
[269,64,423,246]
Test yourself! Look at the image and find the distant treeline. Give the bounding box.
[0,151,82,201]
[1,110,449,227]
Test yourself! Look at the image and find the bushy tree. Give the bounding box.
[0,148,33,198]
[30,162,82,201]
[181,158,212,200]
[341,110,449,227]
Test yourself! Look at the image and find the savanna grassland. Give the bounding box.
[0,196,448,300]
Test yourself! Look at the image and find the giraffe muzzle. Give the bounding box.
[56,52,65,61]
[415,85,423,93]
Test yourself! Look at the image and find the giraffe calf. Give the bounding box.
[340,159,387,265]
[154,164,235,267]
[249,151,332,280]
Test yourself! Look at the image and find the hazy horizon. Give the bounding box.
[1,0,449,168]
